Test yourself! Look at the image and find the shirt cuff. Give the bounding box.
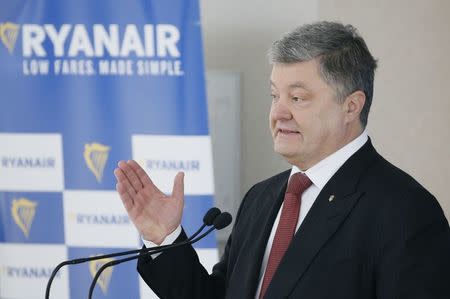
[141,225,182,259]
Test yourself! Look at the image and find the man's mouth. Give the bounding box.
[277,128,300,136]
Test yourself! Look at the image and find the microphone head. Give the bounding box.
[203,207,221,226]
[213,212,232,230]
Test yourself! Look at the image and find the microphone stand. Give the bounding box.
[44,207,223,299]
[88,226,216,299]
[45,223,207,299]
[88,212,231,299]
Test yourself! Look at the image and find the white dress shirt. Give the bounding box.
[142,130,369,296]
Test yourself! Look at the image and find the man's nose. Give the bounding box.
[271,98,292,120]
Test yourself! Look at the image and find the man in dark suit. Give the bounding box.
[115,21,450,298]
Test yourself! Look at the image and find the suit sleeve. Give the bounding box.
[375,190,450,299]
[137,229,228,299]
[137,185,255,299]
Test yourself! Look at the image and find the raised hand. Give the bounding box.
[114,160,184,244]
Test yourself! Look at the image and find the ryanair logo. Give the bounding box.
[84,142,110,183]
[3,266,57,279]
[89,257,115,295]
[11,197,37,238]
[1,156,55,168]
[0,22,20,54]
[76,213,130,225]
[0,22,184,76]
[146,159,200,171]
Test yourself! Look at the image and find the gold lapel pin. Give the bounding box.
[328,195,335,202]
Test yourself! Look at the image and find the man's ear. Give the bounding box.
[343,90,365,124]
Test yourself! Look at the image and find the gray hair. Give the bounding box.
[268,21,377,128]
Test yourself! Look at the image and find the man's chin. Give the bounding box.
[274,145,306,165]
[274,145,298,159]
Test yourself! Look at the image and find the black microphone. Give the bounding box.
[88,212,232,299]
[45,207,221,299]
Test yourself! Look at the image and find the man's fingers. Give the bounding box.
[117,161,143,193]
[127,160,159,190]
[116,182,135,212]
[114,167,128,183]
[172,172,185,201]
[114,168,137,195]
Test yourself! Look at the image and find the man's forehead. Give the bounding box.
[270,60,326,92]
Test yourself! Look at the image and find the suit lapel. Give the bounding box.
[263,140,379,298]
[227,170,290,299]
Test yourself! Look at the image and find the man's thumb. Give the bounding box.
[172,172,184,200]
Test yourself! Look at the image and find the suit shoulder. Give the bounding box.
[365,154,433,198]
[362,155,446,224]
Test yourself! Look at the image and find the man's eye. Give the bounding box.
[292,96,302,102]
[271,94,279,101]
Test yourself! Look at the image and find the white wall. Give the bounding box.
[200,0,450,219]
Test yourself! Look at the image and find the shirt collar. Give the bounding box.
[290,129,368,190]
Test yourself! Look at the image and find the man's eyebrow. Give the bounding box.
[270,80,309,90]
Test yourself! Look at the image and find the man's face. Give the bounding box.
[269,60,351,170]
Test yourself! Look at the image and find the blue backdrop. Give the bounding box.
[0,1,216,298]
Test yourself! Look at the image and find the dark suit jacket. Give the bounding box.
[138,140,450,298]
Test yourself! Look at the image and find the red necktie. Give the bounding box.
[259,172,312,298]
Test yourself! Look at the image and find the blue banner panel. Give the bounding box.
[68,247,140,299]
[0,192,65,244]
